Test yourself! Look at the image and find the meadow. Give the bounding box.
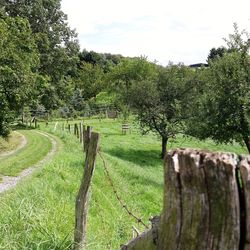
[0,118,248,249]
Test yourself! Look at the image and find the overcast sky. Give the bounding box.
[61,0,250,65]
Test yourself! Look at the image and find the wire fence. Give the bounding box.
[45,120,150,246]
[98,151,149,229]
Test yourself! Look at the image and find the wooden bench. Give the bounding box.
[122,124,130,134]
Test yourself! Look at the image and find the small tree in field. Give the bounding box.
[129,63,197,158]
[188,25,250,153]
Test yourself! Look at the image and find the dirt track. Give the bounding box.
[0,131,58,194]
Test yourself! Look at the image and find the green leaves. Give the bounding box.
[0,14,39,136]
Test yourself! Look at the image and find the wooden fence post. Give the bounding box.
[74,124,76,135]
[239,155,250,249]
[122,149,244,250]
[76,124,79,138]
[82,125,86,148]
[68,124,71,133]
[74,132,100,250]
[84,126,92,153]
[79,122,83,144]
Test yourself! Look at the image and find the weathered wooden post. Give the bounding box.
[79,122,83,144]
[68,124,71,133]
[239,155,250,249]
[84,126,92,153]
[122,149,246,250]
[34,118,38,128]
[74,131,100,250]
[74,124,77,136]
[76,123,79,139]
[82,125,86,148]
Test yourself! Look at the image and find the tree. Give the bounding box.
[75,62,104,100]
[189,25,250,152]
[3,0,80,110]
[129,63,197,158]
[107,57,157,120]
[207,46,227,61]
[0,13,39,136]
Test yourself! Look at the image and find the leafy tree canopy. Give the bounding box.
[128,63,198,158]
[190,24,250,152]
[2,0,80,110]
[0,13,39,136]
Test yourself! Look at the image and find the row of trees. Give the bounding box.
[106,24,250,158]
[0,0,122,136]
[0,1,249,158]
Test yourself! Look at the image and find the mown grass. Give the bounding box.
[0,119,248,249]
[0,130,52,177]
[0,132,23,153]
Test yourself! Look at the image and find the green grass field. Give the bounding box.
[0,119,248,249]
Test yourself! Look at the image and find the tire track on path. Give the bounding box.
[0,131,58,194]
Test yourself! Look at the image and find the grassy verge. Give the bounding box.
[0,130,52,177]
[0,132,23,153]
[0,119,248,249]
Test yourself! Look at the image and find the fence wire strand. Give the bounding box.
[98,151,149,229]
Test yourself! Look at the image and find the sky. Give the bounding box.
[61,0,250,65]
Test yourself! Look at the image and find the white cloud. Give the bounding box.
[61,0,250,65]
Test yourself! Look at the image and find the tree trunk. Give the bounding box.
[243,136,250,154]
[161,137,168,159]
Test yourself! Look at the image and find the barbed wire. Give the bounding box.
[98,151,149,229]
[52,121,150,230]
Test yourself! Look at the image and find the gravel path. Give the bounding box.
[0,131,58,194]
[0,131,27,158]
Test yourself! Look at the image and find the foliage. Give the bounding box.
[128,63,198,158]
[189,25,250,152]
[0,13,38,136]
[189,51,250,152]
[75,62,105,100]
[79,50,123,72]
[207,46,227,61]
[107,57,157,120]
[3,0,80,110]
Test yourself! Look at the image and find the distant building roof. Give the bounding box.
[189,63,209,68]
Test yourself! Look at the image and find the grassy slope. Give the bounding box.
[0,130,52,177]
[0,132,23,153]
[0,119,248,249]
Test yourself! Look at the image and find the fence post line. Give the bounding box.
[68,124,71,133]
[74,132,100,250]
